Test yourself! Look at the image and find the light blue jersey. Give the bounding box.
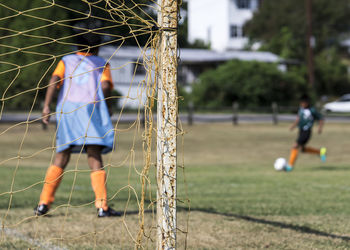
[55,54,114,154]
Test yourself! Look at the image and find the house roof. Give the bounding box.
[99,46,282,64]
[178,48,280,64]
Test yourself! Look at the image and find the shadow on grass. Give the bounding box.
[179,207,350,241]
[310,166,350,171]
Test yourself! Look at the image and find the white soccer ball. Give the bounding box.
[274,157,286,171]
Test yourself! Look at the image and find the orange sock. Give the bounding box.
[304,147,320,154]
[39,165,64,206]
[288,148,299,167]
[90,170,108,210]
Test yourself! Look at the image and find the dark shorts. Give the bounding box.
[297,129,311,146]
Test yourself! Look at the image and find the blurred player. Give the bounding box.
[34,32,120,217]
[286,94,326,171]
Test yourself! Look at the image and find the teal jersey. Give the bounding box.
[298,107,322,131]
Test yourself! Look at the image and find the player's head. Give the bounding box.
[299,94,310,108]
[76,32,101,55]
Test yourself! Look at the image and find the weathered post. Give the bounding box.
[272,102,278,125]
[188,101,194,126]
[157,0,178,249]
[232,101,239,125]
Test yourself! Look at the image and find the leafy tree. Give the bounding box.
[57,0,158,47]
[0,1,71,110]
[245,0,350,60]
[314,47,350,95]
[192,60,307,108]
[244,0,350,97]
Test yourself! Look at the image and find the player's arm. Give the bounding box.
[43,60,65,124]
[101,63,113,116]
[290,117,299,131]
[42,75,61,124]
[101,80,112,116]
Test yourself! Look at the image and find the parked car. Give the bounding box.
[323,94,350,113]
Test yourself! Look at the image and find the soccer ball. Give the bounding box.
[274,157,286,171]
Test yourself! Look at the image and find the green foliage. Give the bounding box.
[187,39,211,49]
[57,0,157,46]
[0,1,71,110]
[314,47,350,96]
[192,60,307,108]
[244,0,350,98]
[245,0,350,60]
[178,86,191,111]
[258,26,303,60]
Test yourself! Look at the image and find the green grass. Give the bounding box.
[1,122,350,249]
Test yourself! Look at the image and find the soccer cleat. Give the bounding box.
[284,165,293,172]
[320,147,327,162]
[34,204,49,216]
[97,207,122,217]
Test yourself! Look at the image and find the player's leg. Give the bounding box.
[301,129,327,162]
[87,145,120,217]
[286,143,299,171]
[287,129,312,171]
[35,148,71,215]
[87,145,107,210]
[320,147,327,162]
[302,146,327,161]
[303,146,319,154]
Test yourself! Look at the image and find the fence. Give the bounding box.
[181,102,350,125]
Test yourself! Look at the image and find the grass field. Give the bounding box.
[1,121,350,249]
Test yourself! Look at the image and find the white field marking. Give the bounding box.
[1,220,68,250]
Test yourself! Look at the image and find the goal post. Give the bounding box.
[156,0,178,249]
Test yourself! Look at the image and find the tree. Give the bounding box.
[314,47,350,95]
[192,60,307,108]
[244,0,350,96]
[245,0,350,60]
[0,1,71,110]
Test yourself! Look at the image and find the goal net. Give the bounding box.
[0,0,188,248]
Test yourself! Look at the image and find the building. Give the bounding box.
[99,46,283,108]
[178,48,285,90]
[188,0,261,51]
[99,46,149,109]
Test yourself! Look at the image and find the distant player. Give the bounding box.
[34,32,120,217]
[286,94,326,171]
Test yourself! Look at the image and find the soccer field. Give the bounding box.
[1,122,350,249]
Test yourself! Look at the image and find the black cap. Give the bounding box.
[76,32,101,50]
[300,94,310,103]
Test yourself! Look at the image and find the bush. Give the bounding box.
[314,47,350,96]
[191,60,307,108]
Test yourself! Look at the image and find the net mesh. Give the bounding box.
[0,0,188,248]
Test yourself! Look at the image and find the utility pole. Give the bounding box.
[306,0,314,87]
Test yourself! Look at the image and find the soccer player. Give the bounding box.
[286,94,326,171]
[34,33,120,217]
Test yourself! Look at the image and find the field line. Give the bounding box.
[1,219,68,250]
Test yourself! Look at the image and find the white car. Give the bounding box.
[323,94,350,113]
